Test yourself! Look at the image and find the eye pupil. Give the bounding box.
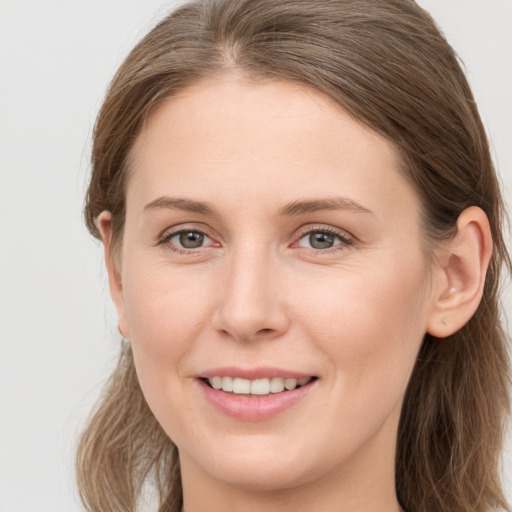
[309,232,335,249]
[179,231,204,248]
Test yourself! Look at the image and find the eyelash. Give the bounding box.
[293,225,354,253]
[158,225,354,255]
[158,225,217,255]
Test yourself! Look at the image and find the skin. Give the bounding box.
[99,77,492,512]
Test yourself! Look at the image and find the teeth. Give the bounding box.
[251,378,270,395]
[210,376,222,389]
[270,377,285,393]
[232,378,251,394]
[221,376,233,392]
[207,376,313,395]
[284,378,297,390]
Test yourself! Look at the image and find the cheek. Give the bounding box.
[295,255,429,394]
[120,261,217,436]
[122,261,213,372]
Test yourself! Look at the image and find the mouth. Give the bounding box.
[197,368,319,420]
[201,376,318,396]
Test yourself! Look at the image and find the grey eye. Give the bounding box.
[171,231,208,249]
[297,230,348,250]
[308,232,336,249]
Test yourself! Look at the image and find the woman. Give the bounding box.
[77,1,511,511]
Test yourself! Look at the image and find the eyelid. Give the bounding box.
[157,223,219,250]
[291,224,355,251]
[294,223,354,239]
[159,222,201,238]
[156,222,355,253]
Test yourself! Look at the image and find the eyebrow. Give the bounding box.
[278,197,373,217]
[144,196,217,216]
[143,195,373,217]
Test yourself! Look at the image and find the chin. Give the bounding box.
[207,457,315,492]
[180,431,334,493]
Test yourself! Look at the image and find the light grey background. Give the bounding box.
[1,1,511,511]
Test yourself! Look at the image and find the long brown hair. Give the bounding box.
[78,1,511,511]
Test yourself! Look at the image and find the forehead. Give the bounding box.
[132,77,395,164]
[127,77,418,221]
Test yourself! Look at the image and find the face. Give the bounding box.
[106,78,438,496]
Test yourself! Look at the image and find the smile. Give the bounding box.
[199,373,318,421]
[205,376,314,395]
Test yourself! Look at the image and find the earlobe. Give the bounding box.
[97,211,131,340]
[427,207,492,338]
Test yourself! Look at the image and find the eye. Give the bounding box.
[163,229,214,251]
[296,228,352,251]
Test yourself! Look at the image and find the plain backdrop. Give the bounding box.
[1,1,511,511]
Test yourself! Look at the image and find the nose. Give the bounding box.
[212,245,290,343]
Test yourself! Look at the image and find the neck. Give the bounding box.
[181,476,401,512]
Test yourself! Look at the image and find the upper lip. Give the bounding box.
[199,366,316,380]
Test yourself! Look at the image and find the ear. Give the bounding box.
[97,211,130,340]
[427,207,492,338]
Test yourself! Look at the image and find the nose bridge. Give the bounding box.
[213,238,289,341]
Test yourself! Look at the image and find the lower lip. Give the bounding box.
[199,380,316,421]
